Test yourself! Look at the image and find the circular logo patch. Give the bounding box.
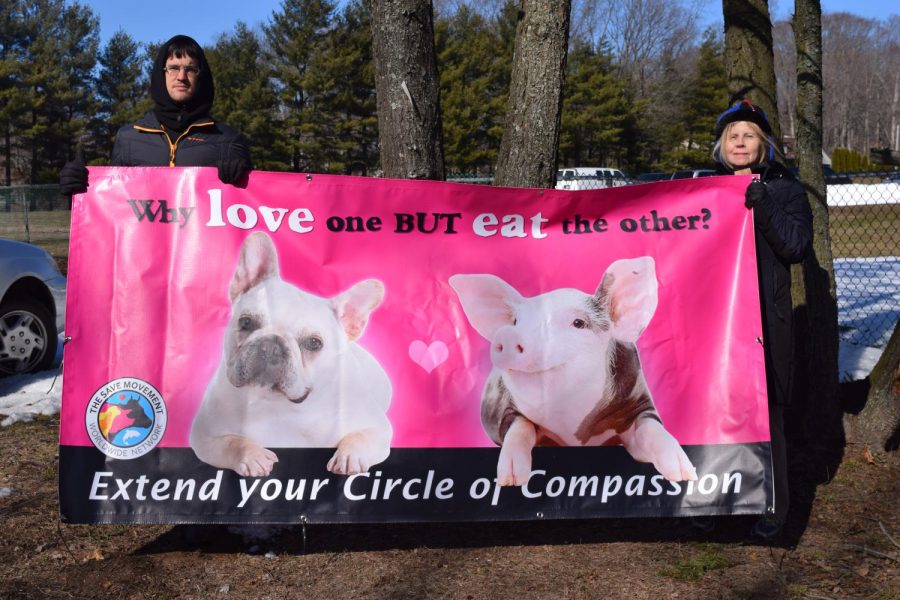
[85,378,167,459]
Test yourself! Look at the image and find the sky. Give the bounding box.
[77,0,899,50]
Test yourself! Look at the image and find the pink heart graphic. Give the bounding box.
[408,340,449,374]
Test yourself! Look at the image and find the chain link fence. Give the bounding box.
[3,174,898,348]
[0,185,71,273]
[825,171,899,348]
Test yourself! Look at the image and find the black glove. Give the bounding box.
[217,156,251,185]
[745,179,767,209]
[59,146,88,196]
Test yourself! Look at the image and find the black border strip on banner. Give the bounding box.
[59,444,772,524]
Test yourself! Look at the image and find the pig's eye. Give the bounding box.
[238,316,258,332]
[572,318,588,329]
[300,336,324,352]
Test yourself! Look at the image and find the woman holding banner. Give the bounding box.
[711,99,813,542]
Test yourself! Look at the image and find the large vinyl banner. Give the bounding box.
[59,168,771,524]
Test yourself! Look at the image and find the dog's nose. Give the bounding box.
[259,337,286,364]
[233,335,291,387]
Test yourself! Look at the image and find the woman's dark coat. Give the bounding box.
[717,161,813,406]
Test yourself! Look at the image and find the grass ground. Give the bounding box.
[0,415,897,599]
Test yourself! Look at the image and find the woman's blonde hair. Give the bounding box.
[712,121,774,169]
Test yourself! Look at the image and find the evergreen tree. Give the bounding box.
[92,31,148,164]
[207,23,288,171]
[0,0,31,184]
[18,0,98,182]
[436,5,510,174]
[264,0,337,171]
[301,1,378,174]
[559,39,640,170]
[665,28,727,169]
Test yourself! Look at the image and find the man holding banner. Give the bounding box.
[59,35,251,194]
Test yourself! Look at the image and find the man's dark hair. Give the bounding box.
[165,35,203,61]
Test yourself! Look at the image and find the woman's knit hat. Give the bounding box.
[714,99,776,162]
[715,99,773,138]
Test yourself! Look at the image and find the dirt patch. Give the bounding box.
[1,415,897,599]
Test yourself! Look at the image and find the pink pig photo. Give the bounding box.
[450,257,698,486]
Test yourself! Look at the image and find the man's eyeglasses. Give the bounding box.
[163,65,201,77]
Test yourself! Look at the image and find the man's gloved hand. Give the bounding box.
[217,156,252,185]
[59,147,88,196]
[745,179,768,209]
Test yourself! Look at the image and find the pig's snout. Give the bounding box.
[231,335,291,387]
[491,328,529,370]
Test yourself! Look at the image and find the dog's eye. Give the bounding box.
[572,318,587,329]
[238,316,258,331]
[301,336,323,352]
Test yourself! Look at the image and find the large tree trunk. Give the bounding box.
[370,0,445,180]
[494,0,570,189]
[789,0,844,475]
[845,321,900,451]
[722,0,782,145]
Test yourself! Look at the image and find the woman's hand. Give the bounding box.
[745,180,768,209]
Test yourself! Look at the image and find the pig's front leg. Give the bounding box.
[620,417,697,482]
[496,416,538,486]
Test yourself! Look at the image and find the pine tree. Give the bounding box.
[558,39,640,169]
[301,1,378,174]
[13,0,98,182]
[0,0,30,184]
[93,31,148,164]
[207,23,288,171]
[436,5,511,174]
[264,0,337,171]
[665,28,727,169]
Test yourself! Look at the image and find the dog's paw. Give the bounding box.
[327,449,370,475]
[496,445,532,486]
[236,446,279,478]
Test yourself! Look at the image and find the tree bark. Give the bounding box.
[494,0,570,189]
[789,0,845,472]
[722,0,782,145]
[370,0,445,180]
[845,320,900,451]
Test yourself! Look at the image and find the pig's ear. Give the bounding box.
[595,256,658,343]
[333,279,384,342]
[229,232,280,302]
[449,274,523,340]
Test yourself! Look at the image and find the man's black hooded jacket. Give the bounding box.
[111,35,250,168]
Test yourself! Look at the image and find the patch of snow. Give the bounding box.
[0,370,62,426]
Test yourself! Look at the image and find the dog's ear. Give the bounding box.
[595,256,658,343]
[229,232,280,302]
[333,279,384,341]
[449,274,523,341]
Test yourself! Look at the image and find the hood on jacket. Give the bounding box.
[150,35,214,134]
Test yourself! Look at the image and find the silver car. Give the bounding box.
[0,238,66,375]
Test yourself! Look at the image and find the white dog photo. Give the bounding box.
[190,231,392,477]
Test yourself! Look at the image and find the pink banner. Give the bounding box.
[59,168,769,523]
